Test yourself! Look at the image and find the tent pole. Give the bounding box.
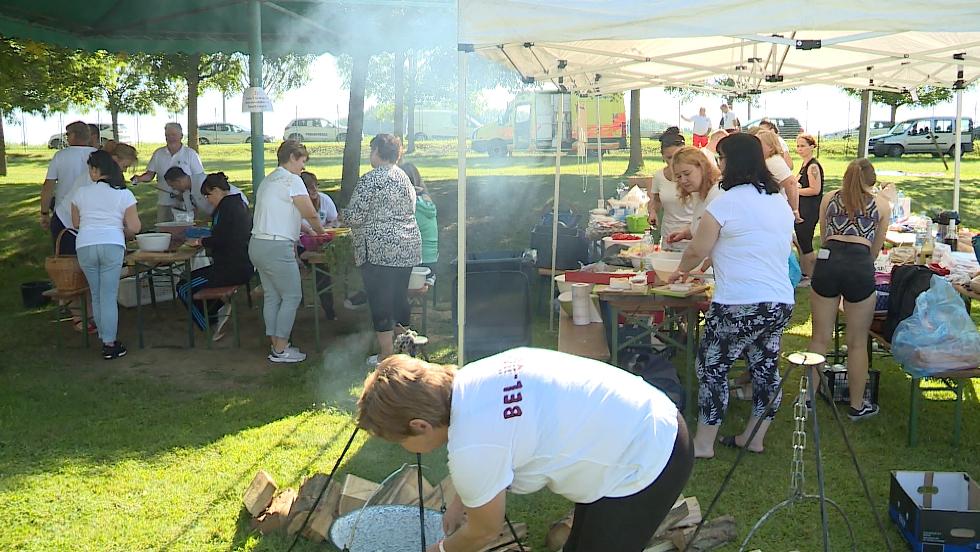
[457,50,468,365]
[857,89,872,158]
[549,93,565,332]
[248,0,265,197]
[596,93,603,200]
[953,88,963,213]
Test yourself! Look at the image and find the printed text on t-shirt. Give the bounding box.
[499,360,524,419]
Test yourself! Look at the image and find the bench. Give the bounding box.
[192,285,242,348]
[43,287,90,349]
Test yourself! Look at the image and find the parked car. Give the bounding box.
[48,123,130,149]
[823,120,892,140]
[283,118,346,142]
[742,117,802,140]
[412,109,482,141]
[869,117,975,158]
[198,122,271,144]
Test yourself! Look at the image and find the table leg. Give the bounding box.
[311,264,321,353]
[954,380,963,447]
[185,260,194,348]
[203,298,212,349]
[232,293,241,348]
[422,292,428,335]
[136,263,144,349]
[611,306,620,366]
[908,377,920,447]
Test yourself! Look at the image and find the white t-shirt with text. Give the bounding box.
[447,347,679,508]
[252,167,308,241]
[72,183,137,249]
[704,184,794,305]
[46,146,96,224]
[651,169,694,250]
[145,145,205,206]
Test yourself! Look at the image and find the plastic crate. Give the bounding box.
[450,250,536,275]
[819,368,880,405]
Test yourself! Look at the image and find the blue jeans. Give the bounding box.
[76,244,125,345]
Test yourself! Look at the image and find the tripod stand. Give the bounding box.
[686,352,894,552]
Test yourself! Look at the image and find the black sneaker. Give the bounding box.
[343,291,368,311]
[848,401,879,421]
[103,342,128,360]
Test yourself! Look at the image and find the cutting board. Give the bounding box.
[649,283,710,297]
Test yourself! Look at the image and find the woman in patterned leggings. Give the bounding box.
[668,133,796,458]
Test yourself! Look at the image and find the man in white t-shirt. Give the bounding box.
[719,103,740,132]
[131,122,205,223]
[357,349,693,552]
[40,121,96,248]
[681,107,713,148]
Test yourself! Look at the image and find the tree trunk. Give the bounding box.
[393,51,405,139]
[625,89,644,175]
[889,104,899,125]
[110,106,120,141]
[0,114,7,177]
[405,54,417,154]
[185,54,201,152]
[341,50,369,203]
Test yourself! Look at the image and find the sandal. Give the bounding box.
[718,435,764,454]
[73,318,97,334]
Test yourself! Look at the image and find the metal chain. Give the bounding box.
[789,373,809,499]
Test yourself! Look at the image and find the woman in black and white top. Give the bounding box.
[343,134,422,366]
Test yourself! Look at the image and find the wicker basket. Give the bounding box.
[44,230,87,292]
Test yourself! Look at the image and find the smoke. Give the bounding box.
[313,331,376,412]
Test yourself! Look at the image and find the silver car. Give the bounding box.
[198,123,270,144]
[869,117,975,158]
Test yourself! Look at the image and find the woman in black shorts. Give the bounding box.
[794,133,823,283]
[807,158,890,420]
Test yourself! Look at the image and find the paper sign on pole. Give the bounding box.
[242,87,273,112]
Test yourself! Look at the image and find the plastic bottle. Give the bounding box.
[892,191,905,222]
[944,221,959,251]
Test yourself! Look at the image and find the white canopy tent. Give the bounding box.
[453,1,980,361]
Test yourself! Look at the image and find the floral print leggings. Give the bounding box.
[697,302,794,425]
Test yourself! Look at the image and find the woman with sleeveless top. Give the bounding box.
[807,158,890,421]
[794,134,823,284]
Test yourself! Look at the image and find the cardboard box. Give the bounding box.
[890,471,980,551]
[117,275,176,307]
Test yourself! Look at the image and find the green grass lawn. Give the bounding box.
[0,141,978,551]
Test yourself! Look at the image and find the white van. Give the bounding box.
[283,118,347,142]
[869,117,975,158]
[412,109,481,141]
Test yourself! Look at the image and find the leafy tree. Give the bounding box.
[844,87,953,124]
[624,89,644,175]
[95,53,175,141]
[0,38,101,175]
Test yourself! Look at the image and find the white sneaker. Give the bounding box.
[269,347,307,363]
[212,304,232,342]
[366,354,379,367]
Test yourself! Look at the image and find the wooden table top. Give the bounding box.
[126,245,201,265]
[558,310,610,361]
[597,289,707,310]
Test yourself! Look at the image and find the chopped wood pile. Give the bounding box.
[545,496,735,552]
[242,469,530,550]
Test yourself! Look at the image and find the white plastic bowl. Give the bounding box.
[408,266,431,290]
[554,274,572,295]
[649,256,682,282]
[557,291,574,315]
[136,232,172,252]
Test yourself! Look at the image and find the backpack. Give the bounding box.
[622,351,685,411]
[882,265,935,342]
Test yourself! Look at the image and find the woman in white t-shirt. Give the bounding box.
[668,133,795,459]
[757,130,802,223]
[357,349,693,552]
[648,127,694,251]
[71,150,141,360]
[248,141,326,364]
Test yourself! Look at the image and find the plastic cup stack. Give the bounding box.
[571,283,592,326]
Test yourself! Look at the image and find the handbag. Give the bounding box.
[44,229,87,291]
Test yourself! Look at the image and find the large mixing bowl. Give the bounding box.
[135,232,172,252]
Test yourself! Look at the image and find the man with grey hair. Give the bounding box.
[132,122,205,223]
[41,121,96,246]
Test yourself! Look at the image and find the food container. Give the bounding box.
[648,255,682,281]
[408,266,431,289]
[135,232,172,252]
[299,233,333,251]
[626,214,649,233]
[609,277,631,290]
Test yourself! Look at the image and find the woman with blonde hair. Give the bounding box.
[664,146,723,245]
[757,130,802,224]
[807,158,890,420]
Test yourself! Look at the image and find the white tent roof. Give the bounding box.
[458,1,980,94]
